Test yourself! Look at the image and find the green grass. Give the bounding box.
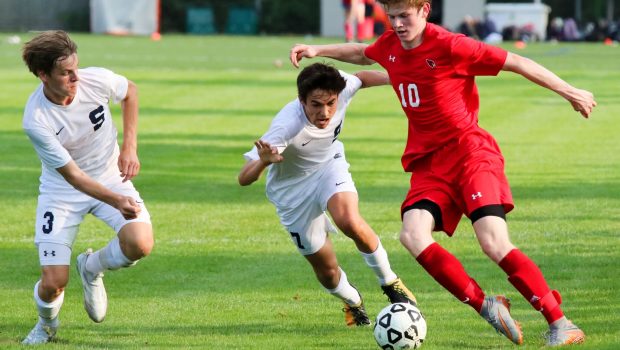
[1,33,619,349]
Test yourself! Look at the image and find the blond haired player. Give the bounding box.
[290,0,595,346]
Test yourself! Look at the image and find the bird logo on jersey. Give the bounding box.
[426,59,437,69]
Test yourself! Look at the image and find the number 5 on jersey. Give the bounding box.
[89,105,105,131]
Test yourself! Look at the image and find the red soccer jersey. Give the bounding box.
[364,23,507,171]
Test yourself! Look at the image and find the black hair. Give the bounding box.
[297,62,346,101]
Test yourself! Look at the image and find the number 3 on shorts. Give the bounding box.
[42,211,54,234]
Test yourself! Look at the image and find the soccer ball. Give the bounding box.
[374,303,427,349]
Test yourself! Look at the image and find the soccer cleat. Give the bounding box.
[76,249,107,323]
[343,301,371,327]
[22,320,57,345]
[480,295,523,345]
[545,320,585,346]
[381,277,418,306]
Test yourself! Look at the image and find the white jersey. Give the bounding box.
[23,67,128,193]
[244,70,362,209]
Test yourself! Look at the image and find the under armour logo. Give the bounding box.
[426,59,436,69]
[43,250,56,257]
[389,55,396,62]
[471,192,483,200]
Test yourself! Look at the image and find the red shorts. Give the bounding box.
[401,128,514,235]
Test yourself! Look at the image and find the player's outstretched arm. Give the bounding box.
[238,140,284,186]
[289,43,375,68]
[502,52,597,118]
[355,70,390,88]
[57,161,141,219]
[118,80,141,182]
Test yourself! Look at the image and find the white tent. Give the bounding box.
[90,0,159,36]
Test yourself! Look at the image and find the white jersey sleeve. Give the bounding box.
[24,124,72,170]
[338,70,363,103]
[243,100,304,162]
[88,67,129,104]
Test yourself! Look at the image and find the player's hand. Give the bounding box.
[567,88,597,118]
[118,148,141,182]
[290,44,317,68]
[255,140,284,165]
[116,196,142,220]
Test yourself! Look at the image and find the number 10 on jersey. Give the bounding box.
[398,83,420,108]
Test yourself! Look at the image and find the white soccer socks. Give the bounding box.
[360,241,398,286]
[34,280,64,325]
[86,237,135,274]
[326,267,362,306]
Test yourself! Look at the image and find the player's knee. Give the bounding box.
[479,243,504,263]
[316,266,340,287]
[478,235,513,263]
[337,215,366,236]
[399,230,410,247]
[137,235,154,257]
[399,228,421,248]
[121,228,154,259]
[399,228,433,257]
[325,266,340,281]
[131,238,154,259]
[120,240,152,261]
[478,238,495,258]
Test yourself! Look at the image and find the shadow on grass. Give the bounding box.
[5,240,617,349]
[2,130,618,206]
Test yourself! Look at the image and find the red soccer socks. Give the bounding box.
[416,243,485,312]
[499,249,564,324]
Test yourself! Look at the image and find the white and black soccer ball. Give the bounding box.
[374,303,427,349]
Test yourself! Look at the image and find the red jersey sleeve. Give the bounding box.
[364,30,392,66]
[450,35,508,76]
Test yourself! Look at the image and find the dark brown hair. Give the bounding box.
[22,30,78,77]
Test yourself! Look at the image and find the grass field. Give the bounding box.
[0,33,619,349]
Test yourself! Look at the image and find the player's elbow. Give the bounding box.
[57,162,85,189]
[360,56,375,66]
